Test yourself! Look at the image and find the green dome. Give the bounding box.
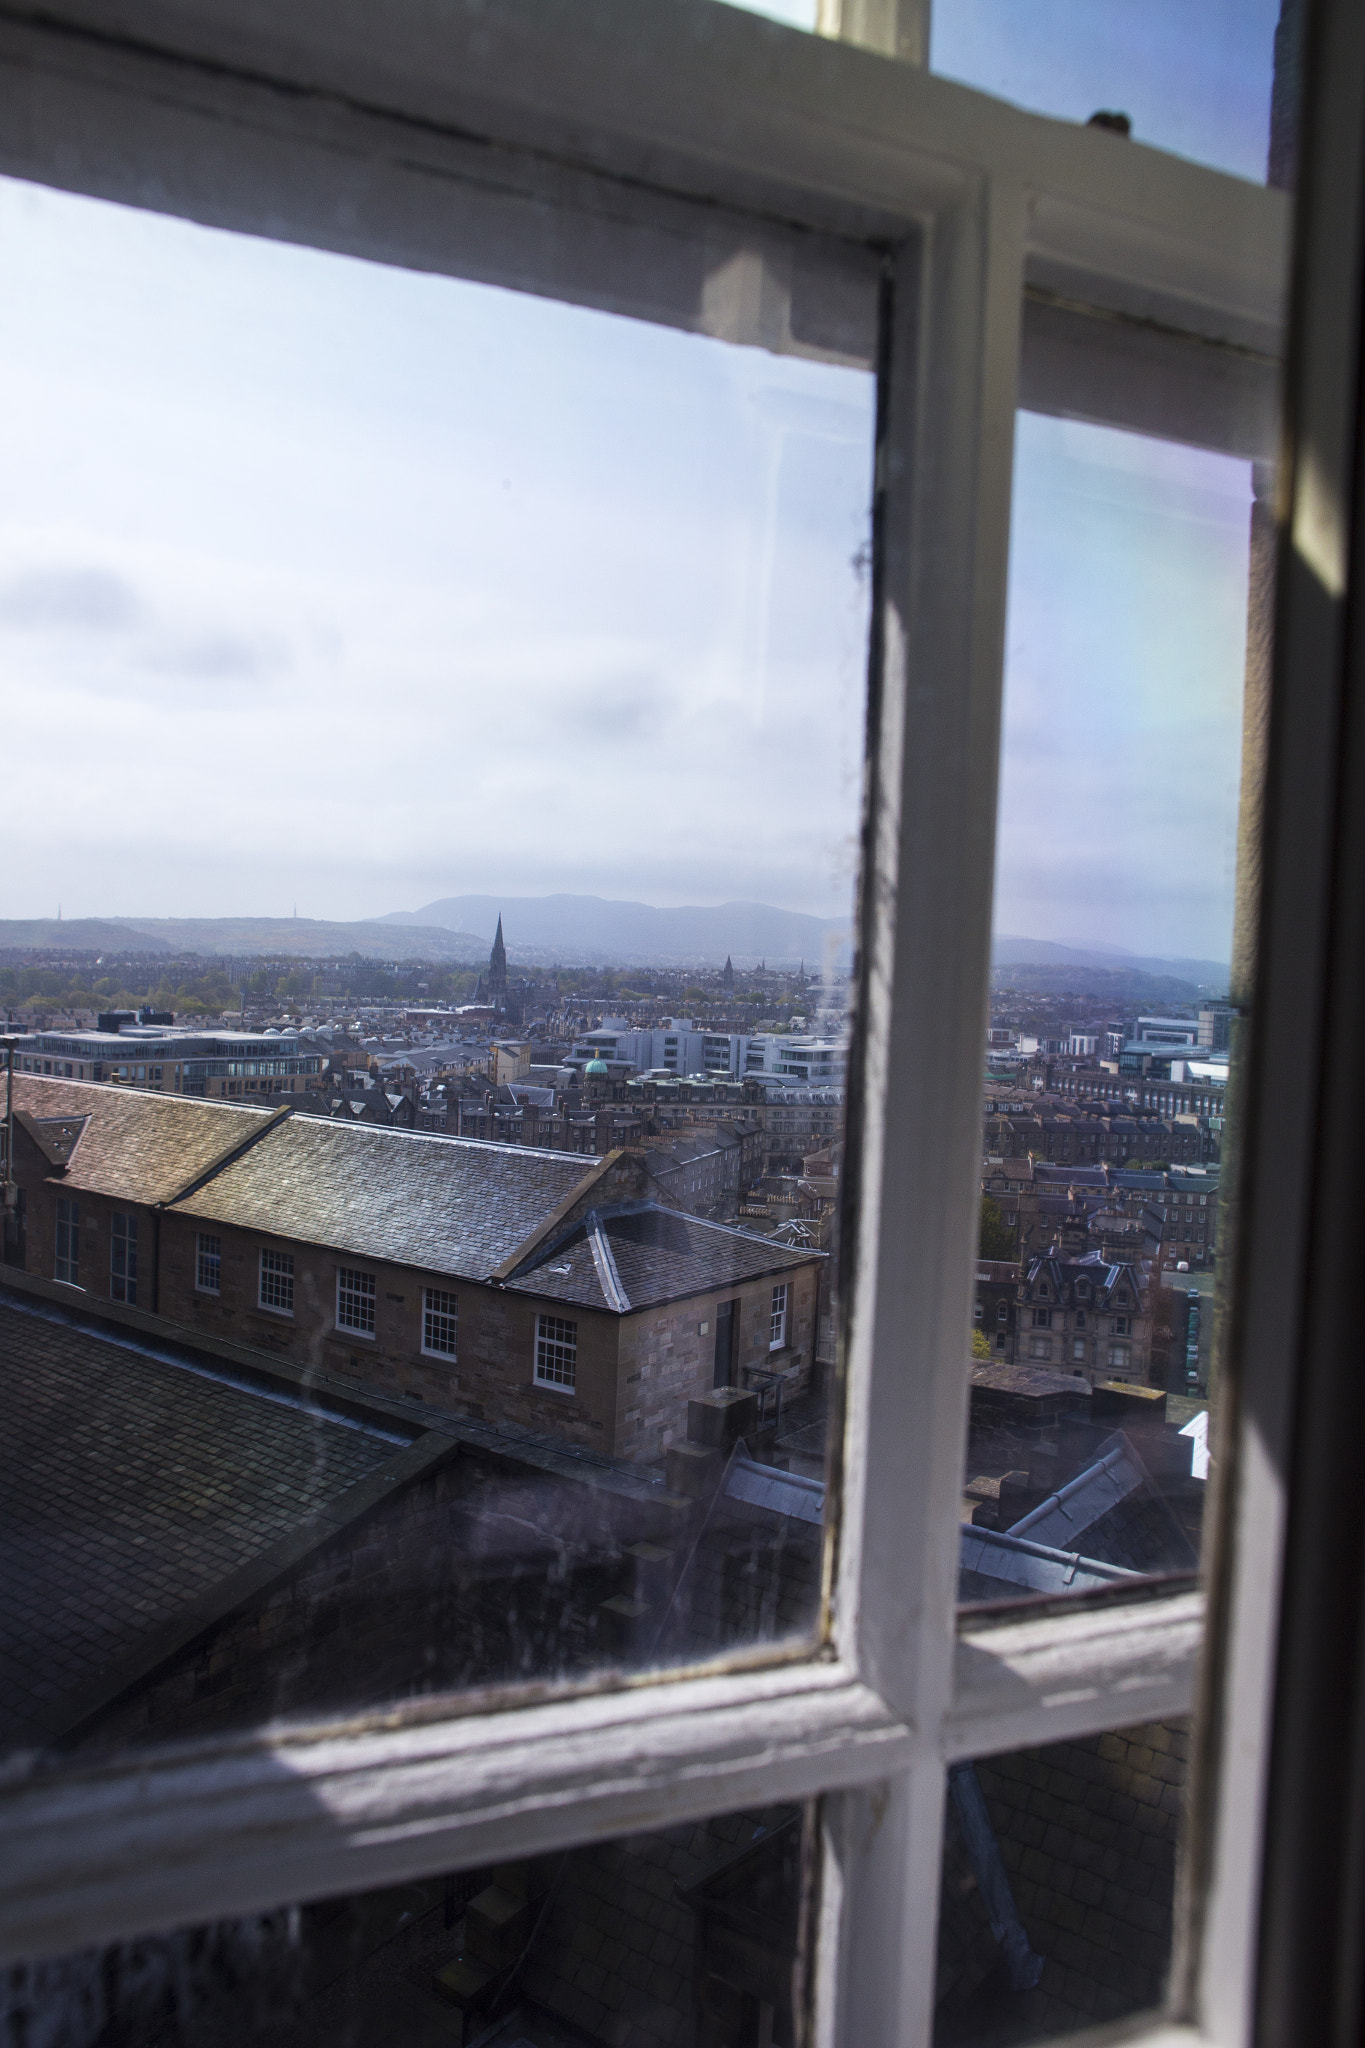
[584,1058,609,1075]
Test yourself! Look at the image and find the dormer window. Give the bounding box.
[1038,1282,1049,1299]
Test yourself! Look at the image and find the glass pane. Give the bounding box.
[932,0,1286,184]
[0,174,873,1757]
[1,1802,815,2047]
[935,1719,1187,2043]
[961,415,1248,1608]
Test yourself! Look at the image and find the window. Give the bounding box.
[195,1233,221,1294]
[1028,1336,1052,1361]
[258,1248,294,1315]
[1032,1307,1051,1328]
[769,1283,789,1350]
[996,1300,1008,1322]
[53,1196,78,1286]
[422,1289,457,1358]
[1073,1338,1087,1362]
[1108,1344,1131,1372]
[1,1,1349,2039]
[1075,1309,1086,1329]
[973,1299,983,1319]
[535,1314,577,1391]
[1114,1315,1132,1337]
[110,1212,137,1306]
[336,1267,376,1337]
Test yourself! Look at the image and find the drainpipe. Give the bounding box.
[152,1202,163,1315]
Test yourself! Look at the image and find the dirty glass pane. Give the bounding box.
[960,415,1252,1607]
[935,1719,1186,2044]
[1,1803,815,2048]
[931,0,1287,184]
[0,173,873,1755]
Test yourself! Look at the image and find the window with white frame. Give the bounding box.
[535,1314,577,1391]
[769,1283,789,1350]
[0,2,1343,2043]
[258,1248,294,1315]
[110,1211,137,1306]
[336,1267,376,1337]
[195,1234,221,1294]
[53,1195,78,1286]
[422,1288,457,1358]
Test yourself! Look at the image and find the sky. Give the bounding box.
[0,2,1281,964]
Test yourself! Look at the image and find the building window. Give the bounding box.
[336,1267,376,1336]
[54,1196,79,1286]
[1028,1336,1052,1361]
[259,1248,294,1315]
[996,1300,1008,1323]
[1108,1343,1131,1371]
[1072,1338,1086,1362]
[196,1233,221,1294]
[423,1289,458,1358]
[973,1300,983,1320]
[535,1314,577,1391]
[1032,1307,1051,1328]
[769,1283,789,1350]
[1114,1315,1132,1336]
[110,1212,138,1305]
[1075,1310,1086,1329]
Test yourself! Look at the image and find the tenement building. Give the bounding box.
[2,1078,821,1466]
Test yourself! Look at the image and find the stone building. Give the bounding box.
[3,1078,821,1466]
[1015,1248,1153,1385]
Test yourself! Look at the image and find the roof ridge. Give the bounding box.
[490,1149,621,1282]
[165,1103,294,1209]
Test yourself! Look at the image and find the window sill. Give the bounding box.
[0,1659,905,1968]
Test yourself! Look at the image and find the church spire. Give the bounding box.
[487,914,508,1005]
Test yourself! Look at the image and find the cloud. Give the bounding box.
[142,631,289,681]
[0,566,142,630]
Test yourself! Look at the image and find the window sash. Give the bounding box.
[0,6,1319,2045]
[336,1266,376,1336]
[422,1287,458,1359]
[195,1232,221,1294]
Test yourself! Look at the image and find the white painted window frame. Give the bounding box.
[421,1285,458,1361]
[0,4,1316,2044]
[535,1311,579,1391]
[335,1264,376,1337]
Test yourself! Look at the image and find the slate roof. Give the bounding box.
[171,1112,598,1280]
[0,1294,401,1748]
[510,1204,821,1315]
[1006,1432,1197,1573]
[13,1077,273,1205]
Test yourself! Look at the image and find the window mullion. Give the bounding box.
[826,169,1025,2046]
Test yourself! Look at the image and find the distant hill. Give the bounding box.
[991,935,1229,992]
[385,894,849,968]
[0,918,171,954]
[117,918,489,963]
[989,964,1216,1005]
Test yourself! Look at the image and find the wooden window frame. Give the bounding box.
[0,2,1356,2043]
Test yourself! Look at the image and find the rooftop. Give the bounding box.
[510,1203,821,1314]
[0,1291,409,1749]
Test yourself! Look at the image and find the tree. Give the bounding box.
[971,1329,993,1361]
[979,1193,1018,1261]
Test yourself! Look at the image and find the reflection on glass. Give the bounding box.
[931,0,1281,183]
[1,1804,813,2047]
[0,175,873,1752]
[961,416,1248,1607]
[935,1720,1187,2044]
